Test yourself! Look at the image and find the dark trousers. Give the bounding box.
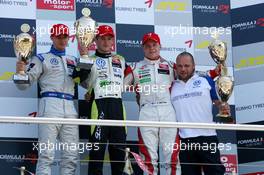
[88,98,127,175]
[179,136,225,175]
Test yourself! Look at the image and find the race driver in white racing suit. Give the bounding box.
[15,24,89,175]
[124,32,220,175]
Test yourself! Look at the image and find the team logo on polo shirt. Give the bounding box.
[50,58,59,65]
[193,80,201,87]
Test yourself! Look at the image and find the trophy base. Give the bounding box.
[216,114,234,123]
[77,57,94,70]
[13,74,29,84]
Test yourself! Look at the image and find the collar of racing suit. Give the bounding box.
[49,45,66,56]
[95,50,112,58]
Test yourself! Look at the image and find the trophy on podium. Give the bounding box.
[123,148,134,175]
[75,8,97,70]
[14,166,34,175]
[208,33,234,123]
[13,23,35,84]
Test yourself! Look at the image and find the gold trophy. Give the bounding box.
[20,166,25,175]
[123,148,134,174]
[13,23,35,84]
[75,8,97,70]
[208,34,234,123]
[14,166,34,175]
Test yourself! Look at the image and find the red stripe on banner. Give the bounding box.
[103,0,113,8]
[28,112,37,117]
[145,0,153,8]
[171,134,180,175]
[185,40,193,48]
[138,128,154,174]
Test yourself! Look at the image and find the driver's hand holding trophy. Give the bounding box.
[208,33,234,123]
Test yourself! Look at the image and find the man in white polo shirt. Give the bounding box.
[171,52,229,175]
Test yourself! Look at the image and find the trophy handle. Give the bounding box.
[216,102,234,123]
[77,42,94,70]
[219,102,230,115]
[79,43,91,59]
[219,64,228,76]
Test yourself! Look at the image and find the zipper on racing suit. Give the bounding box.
[60,56,67,116]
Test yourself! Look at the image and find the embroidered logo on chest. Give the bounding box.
[96,58,106,69]
[158,63,170,75]
[50,58,59,65]
[159,63,169,70]
[193,80,201,88]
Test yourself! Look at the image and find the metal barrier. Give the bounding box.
[1,116,263,175]
[0,116,263,131]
